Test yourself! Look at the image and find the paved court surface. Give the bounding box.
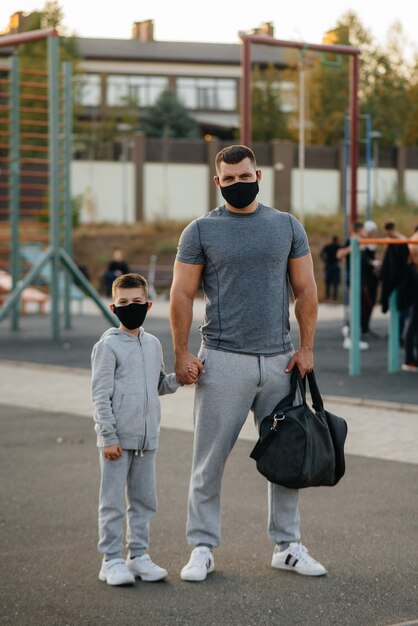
[1,299,418,625]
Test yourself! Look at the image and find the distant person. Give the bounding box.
[337,220,380,344]
[91,272,197,586]
[104,250,130,297]
[380,221,410,345]
[320,235,341,304]
[402,226,418,371]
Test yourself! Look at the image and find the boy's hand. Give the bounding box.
[103,444,123,460]
[187,362,200,383]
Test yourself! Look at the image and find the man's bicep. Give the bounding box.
[171,260,204,298]
[288,254,316,295]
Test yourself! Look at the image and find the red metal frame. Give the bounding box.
[240,34,361,224]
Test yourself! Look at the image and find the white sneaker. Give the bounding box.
[343,337,369,350]
[99,558,135,586]
[127,554,168,582]
[180,546,215,582]
[271,542,327,576]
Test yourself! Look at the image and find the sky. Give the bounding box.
[1,0,417,55]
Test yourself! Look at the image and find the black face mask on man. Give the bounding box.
[220,177,259,209]
[113,302,148,330]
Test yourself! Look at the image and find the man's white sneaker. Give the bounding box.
[180,547,215,582]
[271,542,327,577]
[99,558,135,586]
[127,554,168,582]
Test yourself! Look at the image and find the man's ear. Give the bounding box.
[213,175,220,188]
[256,169,262,182]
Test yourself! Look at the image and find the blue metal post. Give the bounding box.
[62,61,73,329]
[349,237,361,375]
[9,54,20,330]
[48,35,60,340]
[388,290,400,372]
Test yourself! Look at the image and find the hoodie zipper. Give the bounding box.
[138,334,148,453]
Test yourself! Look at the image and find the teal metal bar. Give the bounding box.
[48,35,61,340]
[60,249,118,326]
[349,237,361,375]
[10,54,20,330]
[62,61,73,329]
[388,290,400,372]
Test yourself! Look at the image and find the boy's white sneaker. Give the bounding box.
[271,542,327,577]
[180,546,215,582]
[127,554,168,581]
[99,558,135,586]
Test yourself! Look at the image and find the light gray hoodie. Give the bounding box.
[91,327,180,450]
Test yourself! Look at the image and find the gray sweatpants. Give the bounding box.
[187,346,301,548]
[98,449,157,560]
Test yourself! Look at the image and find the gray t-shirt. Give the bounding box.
[176,203,310,355]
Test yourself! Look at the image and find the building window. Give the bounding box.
[74,74,101,106]
[176,77,236,111]
[106,75,168,107]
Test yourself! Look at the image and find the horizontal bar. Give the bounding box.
[19,107,48,114]
[0,28,58,47]
[239,33,361,56]
[360,238,418,245]
[20,144,49,152]
[19,80,48,89]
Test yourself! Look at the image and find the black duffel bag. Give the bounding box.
[250,369,347,489]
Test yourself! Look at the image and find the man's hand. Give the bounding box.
[175,352,205,385]
[285,346,314,378]
[103,444,123,460]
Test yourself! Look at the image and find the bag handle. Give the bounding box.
[306,370,324,412]
[269,367,306,416]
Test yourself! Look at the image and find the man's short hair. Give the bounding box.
[215,145,257,174]
[112,273,148,300]
[384,221,396,231]
[353,221,364,234]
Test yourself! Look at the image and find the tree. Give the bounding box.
[251,64,291,141]
[141,90,198,139]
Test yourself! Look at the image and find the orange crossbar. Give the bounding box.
[360,238,418,245]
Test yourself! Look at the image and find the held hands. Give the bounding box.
[175,352,205,385]
[285,346,314,378]
[103,443,123,461]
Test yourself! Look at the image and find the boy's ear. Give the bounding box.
[109,303,115,313]
[147,301,153,310]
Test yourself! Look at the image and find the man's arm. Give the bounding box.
[286,253,318,377]
[170,260,205,384]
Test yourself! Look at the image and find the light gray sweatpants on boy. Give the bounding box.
[187,346,301,549]
[98,449,157,560]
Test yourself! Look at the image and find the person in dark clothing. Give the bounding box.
[104,250,130,297]
[320,235,341,304]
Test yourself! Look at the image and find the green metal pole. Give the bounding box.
[48,35,60,340]
[10,54,20,330]
[62,61,73,329]
[388,290,400,373]
[349,237,361,375]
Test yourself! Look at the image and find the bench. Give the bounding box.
[20,244,85,312]
[0,270,48,315]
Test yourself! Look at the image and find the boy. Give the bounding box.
[92,273,196,586]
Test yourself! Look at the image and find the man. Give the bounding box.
[170,145,326,582]
[320,235,341,304]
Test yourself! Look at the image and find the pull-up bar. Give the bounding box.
[240,33,361,224]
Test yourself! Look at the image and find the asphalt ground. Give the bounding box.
[1,404,417,626]
[1,303,418,625]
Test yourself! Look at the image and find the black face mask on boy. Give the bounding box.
[220,176,259,209]
[113,302,148,330]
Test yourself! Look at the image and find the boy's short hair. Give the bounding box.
[215,145,257,174]
[112,273,148,300]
